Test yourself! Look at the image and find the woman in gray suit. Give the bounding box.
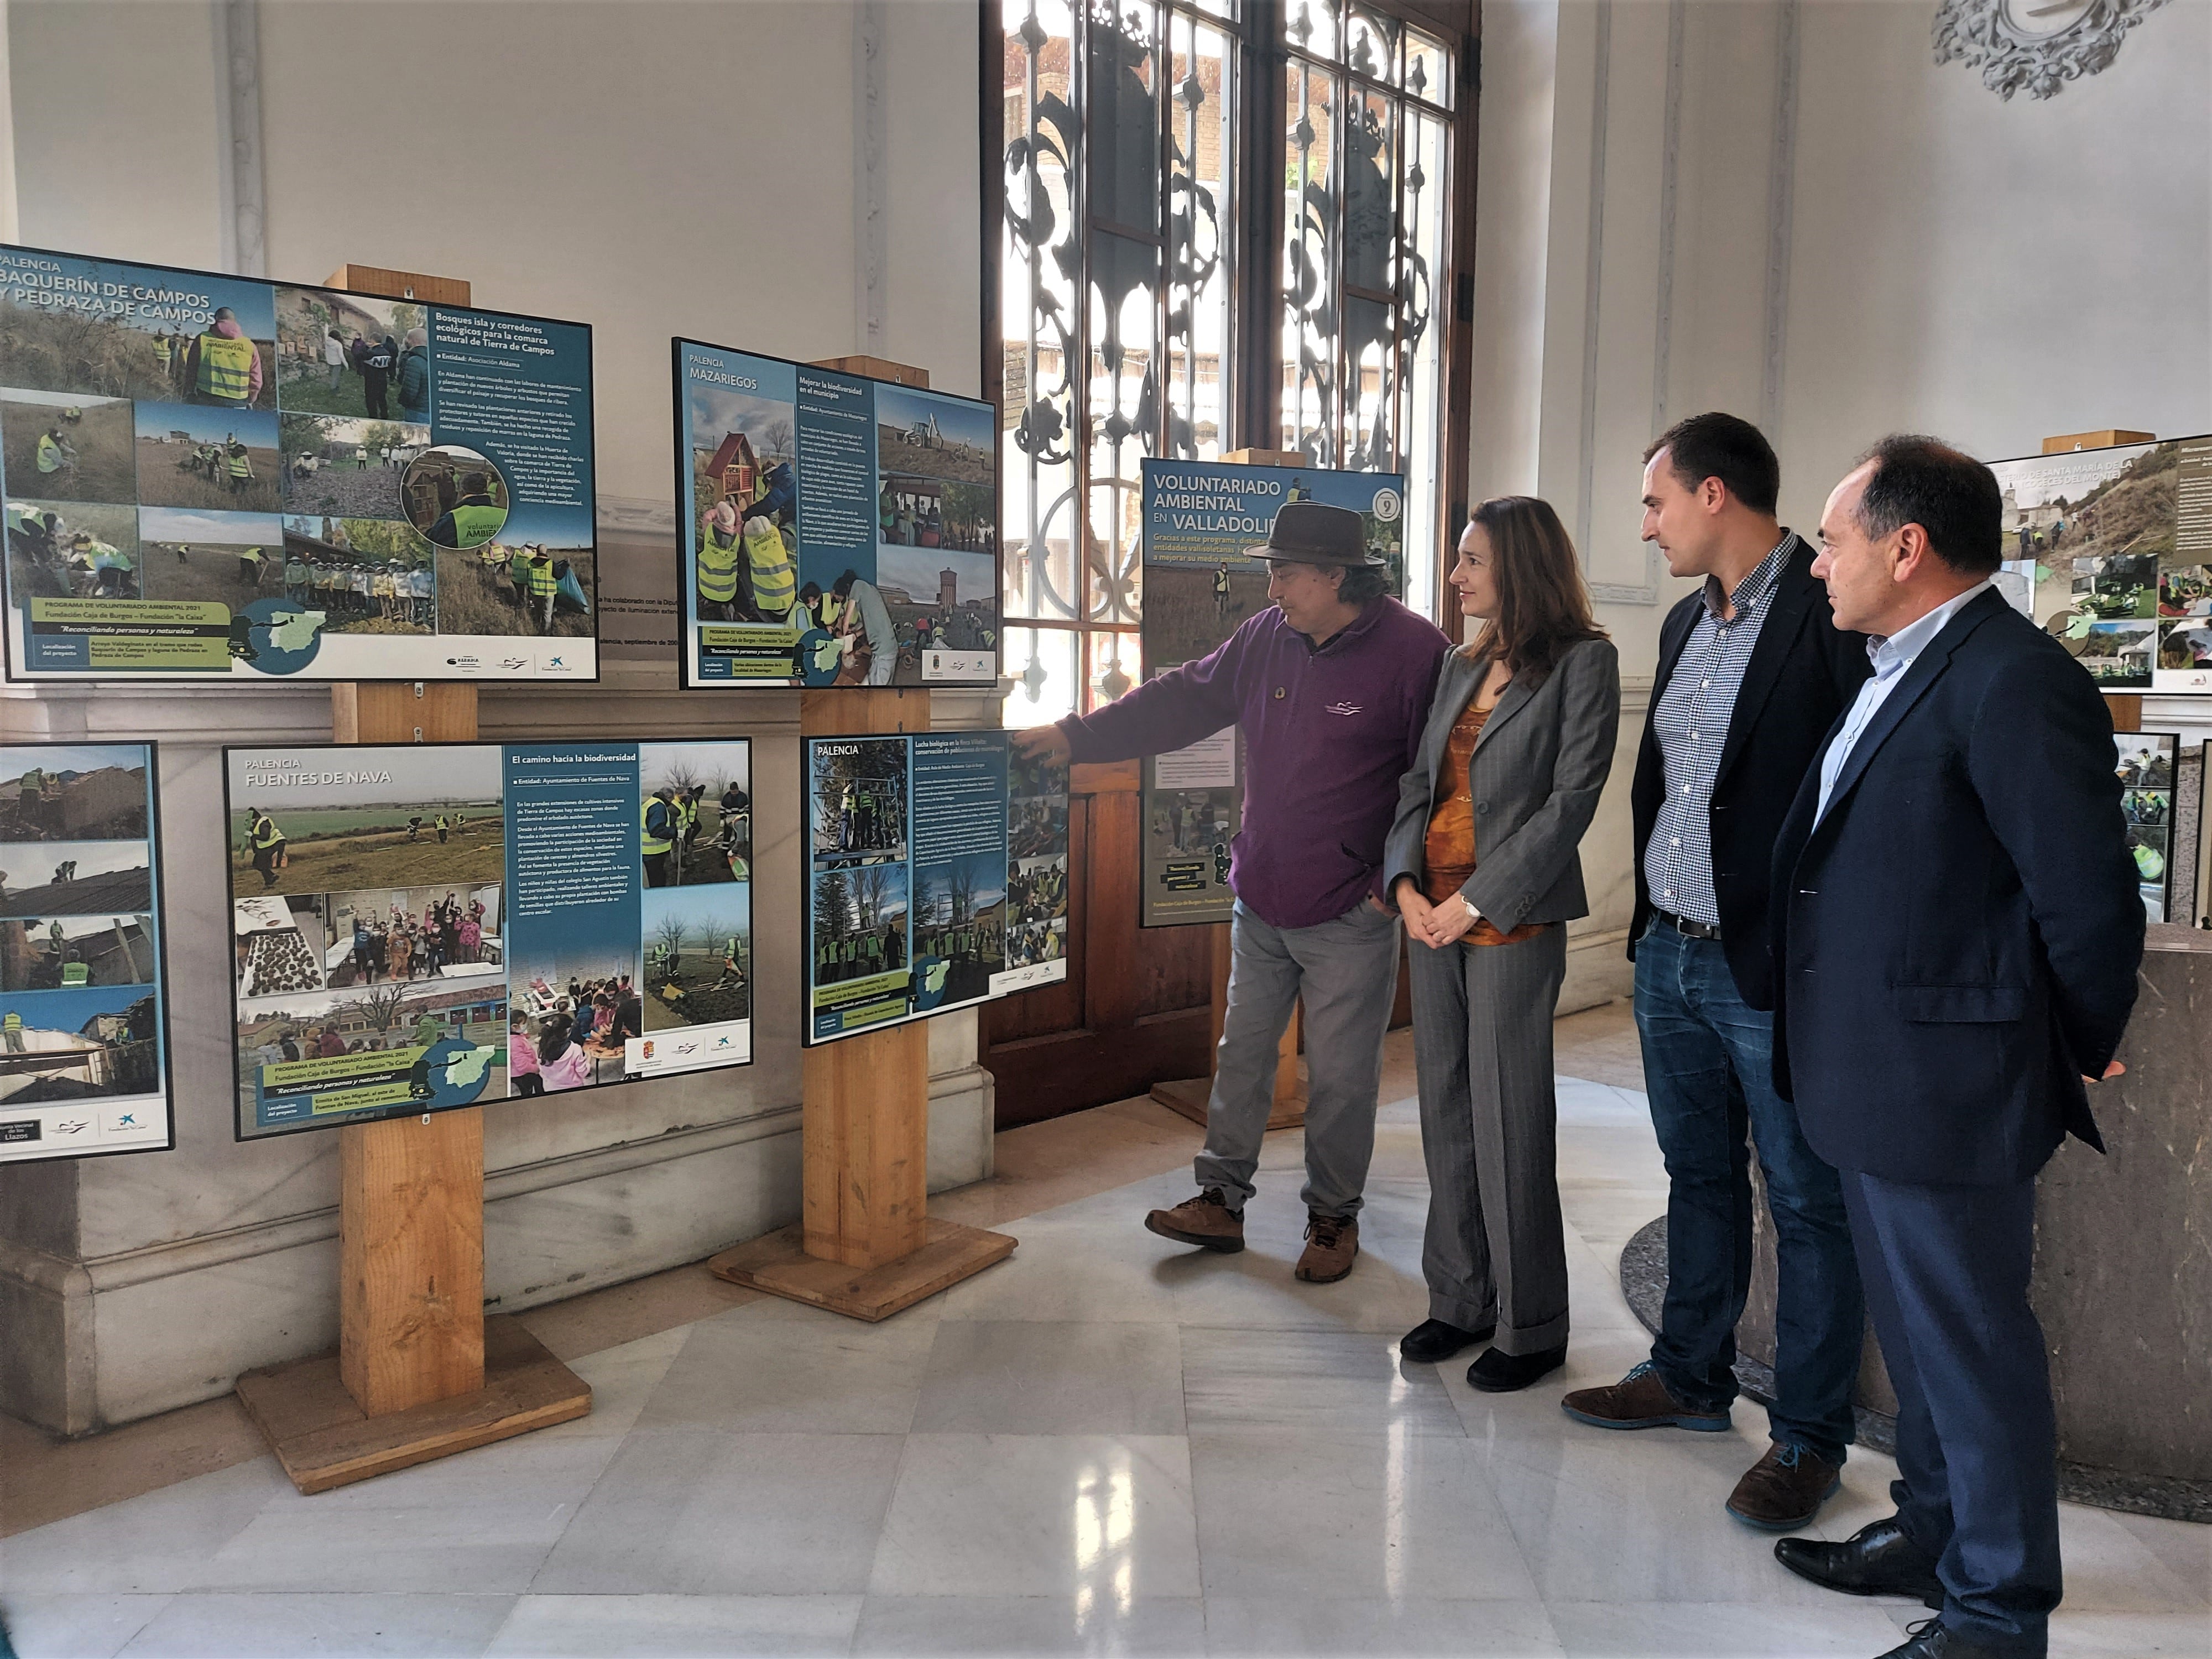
[1384,495,1619,1392]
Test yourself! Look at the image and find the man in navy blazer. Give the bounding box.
[1767,436,2143,1659]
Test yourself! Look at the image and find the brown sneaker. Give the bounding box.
[1293,1211,1359,1282]
[1726,1441,1843,1531]
[1144,1187,1245,1253]
[1560,1361,1731,1432]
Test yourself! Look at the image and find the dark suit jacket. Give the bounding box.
[1383,638,1620,931]
[1629,536,1870,1009]
[1770,588,2143,1186]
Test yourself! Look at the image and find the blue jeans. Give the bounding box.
[1634,919,1863,1465]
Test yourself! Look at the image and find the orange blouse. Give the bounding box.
[1422,697,1547,946]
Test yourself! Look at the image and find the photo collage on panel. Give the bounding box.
[0,743,170,1161]
[226,739,752,1139]
[677,342,1000,688]
[0,246,596,682]
[2114,732,2179,924]
[1996,435,2212,692]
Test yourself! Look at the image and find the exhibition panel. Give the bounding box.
[805,731,1067,1044]
[674,340,1000,688]
[0,740,173,1163]
[224,737,753,1138]
[1136,456,1406,925]
[1999,432,2212,691]
[0,244,598,683]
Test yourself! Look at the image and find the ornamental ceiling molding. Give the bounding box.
[1933,0,2171,101]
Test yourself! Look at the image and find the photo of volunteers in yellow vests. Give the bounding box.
[3,500,142,606]
[133,401,281,514]
[0,389,134,504]
[278,514,435,635]
[403,445,510,550]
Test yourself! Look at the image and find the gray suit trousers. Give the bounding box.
[1407,925,1569,1354]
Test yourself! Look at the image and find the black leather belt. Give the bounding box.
[1655,909,1721,941]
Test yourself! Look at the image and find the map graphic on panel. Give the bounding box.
[0,244,598,682]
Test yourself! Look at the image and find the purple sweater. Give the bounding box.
[1061,598,1451,930]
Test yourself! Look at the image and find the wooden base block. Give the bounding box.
[706,1219,1015,1321]
[1149,1075,1307,1131]
[235,1315,590,1495]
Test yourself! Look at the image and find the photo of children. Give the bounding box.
[135,507,284,608]
[1,914,155,992]
[4,499,141,604]
[278,516,436,634]
[0,254,275,408]
[403,447,509,550]
[133,403,280,513]
[2158,566,2212,619]
[273,287,427,421]
[0,390,135,504]
[641,884,751,1032]
[278,414,427,518]
[2115,732,2178,923]
[811,739,908,863]
[0,842,153,917]
[504,961,641,1093]
[225,746,502,900]
[321,885,503,988]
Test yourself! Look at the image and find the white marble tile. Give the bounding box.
[852,1594,1207,1656]
[0,1594,173,1659]
[533,1326,692,1442]
[0,1462,291,1594]
[529,1430,906,1595]
[868,1434,1201,1600]
[2046,1611,2212,1657]
[2109,1510,2212,1607]
[1548,1598,1910,1656]
[938,1218,1184,1324]
[1181,1327,1466,1436]
[2049,1504,2212,1613]
[631,1296,937,1436]
[1188,1429,1541,1603]
[484,1594,863,1657]
[1202,1597,1563,1656]
[1157,1242,1433,1335]
[910,1321,1185,1436]
[113,1593,515,1657]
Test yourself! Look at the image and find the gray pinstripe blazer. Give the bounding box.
[1381,636,1621,933]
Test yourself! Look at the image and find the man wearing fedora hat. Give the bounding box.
[1015,500,1450,1282]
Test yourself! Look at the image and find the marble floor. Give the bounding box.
[2,1022,2205,1658]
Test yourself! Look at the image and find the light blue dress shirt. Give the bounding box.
[1815,580,1994,822]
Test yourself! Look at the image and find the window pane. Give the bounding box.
[1343,3,1399,85]
[1405,26,1452,109]
[1001,625,1082,726]
[1088,229,1159,624]
[1282,0,1339,62]
[1398,105,1449,618]
[1281,58,1338,462]
[1167,12,1234,462]
[1087,629,1142,707]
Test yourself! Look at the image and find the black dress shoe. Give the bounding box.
[1399,1318,1494,1363]
[1876,1616,2006,1658]
[1466,1342,1566,1392]
[1773,1515,1944,1610]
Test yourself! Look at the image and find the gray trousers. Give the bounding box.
[1195,899,1402,1218]
[1407,924,1569,1354]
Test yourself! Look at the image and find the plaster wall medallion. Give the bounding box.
[1933,0,2171,100]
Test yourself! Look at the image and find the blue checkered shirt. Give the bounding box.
[1644,535,1794,929]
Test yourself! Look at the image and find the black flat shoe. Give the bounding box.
[1399,1318,1494,1363]
[1773,1515,1944,1610]
[1466,1342,1566,1392]
[1876,1617,2006,1658]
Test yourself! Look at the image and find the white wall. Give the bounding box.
[1470,0,2212,1009]
[0,0,989,1432]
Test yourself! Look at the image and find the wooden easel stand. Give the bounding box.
[234,268,588,1493]
[706,358,1014,1320]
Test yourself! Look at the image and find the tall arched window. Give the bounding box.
[993,0,1476,720]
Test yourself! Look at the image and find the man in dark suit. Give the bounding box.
[1562,414,1871,1532]
[1770,436,2142,1659]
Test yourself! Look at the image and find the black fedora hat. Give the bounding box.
[1246,500,1382,566]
